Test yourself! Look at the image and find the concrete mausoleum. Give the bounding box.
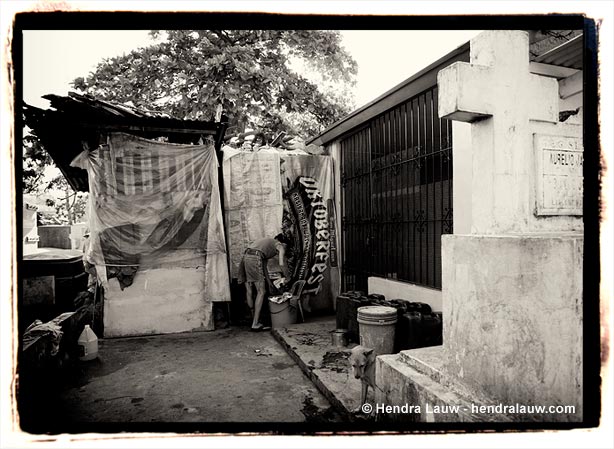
[375,30,585,422]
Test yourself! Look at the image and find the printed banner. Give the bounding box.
[281,154,340,310]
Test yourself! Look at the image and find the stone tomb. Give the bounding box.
[376,30,583,423]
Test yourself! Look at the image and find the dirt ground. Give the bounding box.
[18,326,344,434]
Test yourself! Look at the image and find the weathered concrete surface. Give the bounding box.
[438,30,582,235]
[375,234,583,423]
[272,318,372,420]
[376,30,585,424]
[442,234,583,421]
[368,277,442,312]
[375,352,508,423]
[103,264,214,337]
[38,225,72,249]
[20,326,342,432]
[103,247,233,337]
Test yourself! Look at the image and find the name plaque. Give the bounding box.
[534,134,583,216]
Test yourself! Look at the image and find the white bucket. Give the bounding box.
[78,324,98,361]
[357,306,397,355]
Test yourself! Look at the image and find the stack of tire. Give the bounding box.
[336,291,442,351]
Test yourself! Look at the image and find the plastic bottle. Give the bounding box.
[77,324,98,361]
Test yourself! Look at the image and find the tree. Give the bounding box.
[23,130,88,225]
[72,30,358,139]
[23,132,52,194]
[44,175,89,225]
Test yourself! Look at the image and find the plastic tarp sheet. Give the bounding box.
[222,148,283,279]
[222,147,340,309]
[72,133,230,301]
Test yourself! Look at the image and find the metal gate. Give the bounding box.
[340,86,453,292]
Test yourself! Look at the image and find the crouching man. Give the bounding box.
[238,233,291,332]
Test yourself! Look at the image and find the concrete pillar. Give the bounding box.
[376,30,584,423]
[438,30,583,420]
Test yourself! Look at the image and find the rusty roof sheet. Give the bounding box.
[23,93,227,192]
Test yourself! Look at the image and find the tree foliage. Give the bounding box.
[23,131,88,224]
[23,132,52,194]
[72,30,358,138]
[44,176,89,225]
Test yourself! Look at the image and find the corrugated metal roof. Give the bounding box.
[533,34,583,70]
[23,93,227,192]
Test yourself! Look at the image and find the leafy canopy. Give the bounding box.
[73,30,358,138]
[23,133,52,194]
[23,132,88,225]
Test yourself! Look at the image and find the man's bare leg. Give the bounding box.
[245,282,255,319]
[252,280,267,328]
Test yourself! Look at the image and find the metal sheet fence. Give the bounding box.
[340,86,453,291]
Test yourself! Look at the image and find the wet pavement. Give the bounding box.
[272,318,373,420]
[19,326,344,433]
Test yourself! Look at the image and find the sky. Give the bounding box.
[23,29,481,111]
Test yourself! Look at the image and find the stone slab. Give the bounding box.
[376,353,510,423]
[534,133,583,216]
[399,346,446,383]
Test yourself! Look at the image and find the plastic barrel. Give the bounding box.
[269,297,298,328]
[348,295,372,343]
[357,306,398,355]
[336,294,351,330]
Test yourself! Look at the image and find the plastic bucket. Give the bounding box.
[357,306,397,355]
[331,329,348,347]
[269,297,298,328]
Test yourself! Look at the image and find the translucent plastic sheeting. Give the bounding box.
[71,133,230,301]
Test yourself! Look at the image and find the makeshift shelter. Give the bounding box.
[23,93,230,337]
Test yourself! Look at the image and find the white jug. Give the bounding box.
[77,324,98,361]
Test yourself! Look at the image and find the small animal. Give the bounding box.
[349,345,376,411]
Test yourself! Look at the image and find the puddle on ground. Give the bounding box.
[272,362,295,370]
[300,396,344,423]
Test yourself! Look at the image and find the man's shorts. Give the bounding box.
[238,252,267,284]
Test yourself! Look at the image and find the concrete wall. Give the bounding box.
[103,266,213,338]
[368,277,442,312]
[23,206,39,255]
[69,223,88,251]
[442,233,583,420]
[103,252,214,337]
[559,70,582,125]
[38,225,72,249]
